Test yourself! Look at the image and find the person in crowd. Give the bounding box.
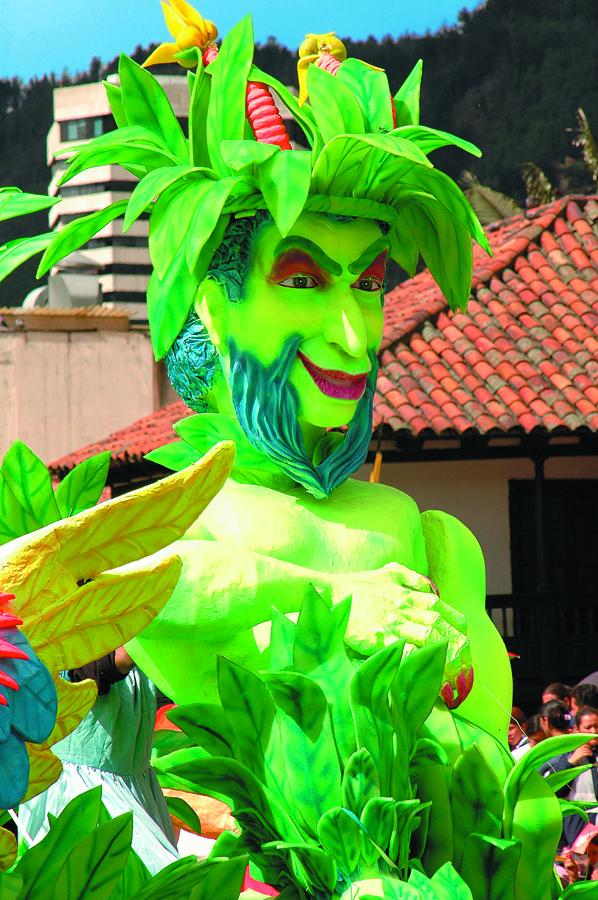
[539,700,571,738]
[542,682,572,706]
[571,684,598,719]
[19,647,178,873]
[526,714,547,747]
[558,830,598,884]
[541,707,598,846]
[508,706,530,759]
[542,682,573,727]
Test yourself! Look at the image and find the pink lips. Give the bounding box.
[298,352,369,401]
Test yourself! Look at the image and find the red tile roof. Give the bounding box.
[375,195,598,437]
[51,400,192,474]
[51,195,598,473]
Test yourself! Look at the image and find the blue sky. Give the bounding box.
[3,0,483,81]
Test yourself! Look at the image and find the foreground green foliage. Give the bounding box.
[0,439,110,546]
[153,588,590,898]
[2,788,247,899]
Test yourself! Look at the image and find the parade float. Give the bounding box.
[0,2,594,896]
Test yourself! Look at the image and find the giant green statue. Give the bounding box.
[20,1,513,742]
[1,4,577,895]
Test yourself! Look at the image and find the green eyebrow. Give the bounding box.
[273,237,342,276]
[348,237,391,274]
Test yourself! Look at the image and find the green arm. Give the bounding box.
[128,531,474,707]
[421,509,512,745]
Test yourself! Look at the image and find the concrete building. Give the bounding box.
[42,76,190,320]
[0,307,176,462]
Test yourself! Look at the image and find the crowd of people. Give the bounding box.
[509,677,598,885]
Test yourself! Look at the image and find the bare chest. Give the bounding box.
[185,477,426,574]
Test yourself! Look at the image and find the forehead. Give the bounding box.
[253,212,383,268]
[580,714,598,727]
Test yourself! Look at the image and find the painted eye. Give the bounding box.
[279,274,319,288]
[352,276,383,292]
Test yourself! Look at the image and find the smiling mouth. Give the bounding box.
[298,352,369,401]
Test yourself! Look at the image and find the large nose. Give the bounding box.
[322,287,368,359]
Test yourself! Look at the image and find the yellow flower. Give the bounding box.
[143,0,218,69]
[297,32,347,105]
[297,31,383,106]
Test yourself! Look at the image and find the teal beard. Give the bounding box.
[229,336,378,500]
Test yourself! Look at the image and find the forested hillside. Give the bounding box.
[1,0,597,305]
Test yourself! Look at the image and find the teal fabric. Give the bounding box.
[19,669,178,874]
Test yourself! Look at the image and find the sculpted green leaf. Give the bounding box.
[103,81,127,128]
[267,608,297,670]
[451,744,503,869]
[118,54,188,161]
[263,841,337,894]
[429,862,474,900]
[502,733,591,837]
[0,190,58,223]
[259,149,312,237]
[186,177,257,274]
[217,657,275,776]
[167,702,235,757]
[188,64,211,167]
[15,788,103,899]
[306,64,366,143]
[0,233,53,285]
[317,806,362,876]
[58,126,179,186]
[545,764,593,793]
[221,139,279,172]
[54,451,111,518]
[0,441,60,528]
[350,642,405,796]
[263,675,342,833]
[400,198,473,311]
[263,671,327,742]
[147,242,198,360]
[460,833,521,900]
[189,855,248,900]
[337,58,395,132]
[207,15,255,174]
[37,200,129,277]
[393,60,423,126]
[390,641,447,740]
[165,797,201,834]
[292,591,355,763]
[389,125,481,158]
[342,748,380,817]
[123,165,208,231]
[55,812,133,900]
[154,750,304,844]
[145,441,201,472]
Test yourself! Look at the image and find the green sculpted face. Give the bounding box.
[198,212,387,448]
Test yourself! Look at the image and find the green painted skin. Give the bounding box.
[129,213,512,746]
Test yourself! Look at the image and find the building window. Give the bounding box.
[509,478,598,594]
[59,115,114,142]
[59,181,135,198]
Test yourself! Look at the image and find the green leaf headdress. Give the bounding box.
[32,0,490,360]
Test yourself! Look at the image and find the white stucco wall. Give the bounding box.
[357,455,598,595]
[0,329,161,462]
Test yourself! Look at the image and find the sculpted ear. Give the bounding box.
[195,278,228,352]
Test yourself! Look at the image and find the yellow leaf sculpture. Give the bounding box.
[0,441,234,803]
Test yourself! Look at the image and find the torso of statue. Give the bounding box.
[183,475,428,576]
